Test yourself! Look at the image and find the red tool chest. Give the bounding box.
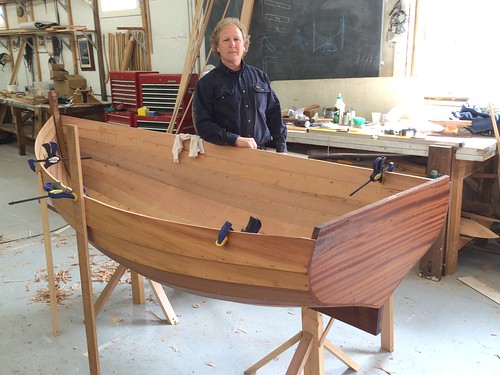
[104,110,135,127]
[132,113,195,134]
[107,71,197,133]
[109,71,158,110]
[138,73,198,115]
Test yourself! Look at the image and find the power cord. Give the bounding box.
[0,224,71,245]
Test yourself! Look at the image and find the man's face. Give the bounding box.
[217,24,245,68]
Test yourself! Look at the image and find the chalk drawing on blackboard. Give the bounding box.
[313,16,345,54]
[263,1,292,34]
[255,34,279,72]
[294,27,308,51]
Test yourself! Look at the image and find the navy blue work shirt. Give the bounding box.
[193,61,287,152]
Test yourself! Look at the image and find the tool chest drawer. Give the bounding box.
[109,71,158,111]
[138,73,198,114]
[132,114,195,134]
[104,110,135,126]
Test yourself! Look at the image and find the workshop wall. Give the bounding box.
[272,76,424,121]
[0,0,402,102]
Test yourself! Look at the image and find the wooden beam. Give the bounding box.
[148,280,179,325]
[91,0,108,100]
[240,0,255,31]
[139,0,152,70]
[120,36,135,70]
[286,332,313,375]
[244,332,302,375]
[10,39,26,85]
[167,0,215,133]
[94,264,127,316]
[458,276,500,304]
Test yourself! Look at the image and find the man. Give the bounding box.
[193,17,287,153]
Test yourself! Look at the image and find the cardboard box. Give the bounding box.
[54,74,87,97]
[50,63,65,71]
[50,63,68,81]
[50,70,68,80]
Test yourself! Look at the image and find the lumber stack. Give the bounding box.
[107,29,148,72]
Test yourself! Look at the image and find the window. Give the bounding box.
[99,0,140,18]
[411,0,500,99]
[0,6,5,29]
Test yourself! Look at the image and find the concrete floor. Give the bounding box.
[1,141,499,375]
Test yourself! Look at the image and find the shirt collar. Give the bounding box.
[217,60,246,74]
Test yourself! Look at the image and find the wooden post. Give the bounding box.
[66,124,100,375]
[419,145,454,280]
[130,271,145,304]
[381,295,394,352]
[301,308,323,375]
[37,171,60,337]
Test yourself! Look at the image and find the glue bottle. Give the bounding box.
[334,93,346,124]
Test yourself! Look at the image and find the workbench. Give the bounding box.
[286,126,498,279]
[0,97,108,156]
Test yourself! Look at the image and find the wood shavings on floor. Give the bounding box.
[30,256,130,305]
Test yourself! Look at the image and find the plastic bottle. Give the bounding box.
[334,93,346,125]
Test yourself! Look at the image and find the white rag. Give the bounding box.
[172,133,205,163]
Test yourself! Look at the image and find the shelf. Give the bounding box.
[0,27,94,37]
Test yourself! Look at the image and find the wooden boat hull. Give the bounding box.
[35,115,449,334]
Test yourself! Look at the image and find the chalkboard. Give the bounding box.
[207,0,384,81]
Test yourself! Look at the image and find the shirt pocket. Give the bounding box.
[252,83,271,94]
[252,83,271,113]
[214,86,234,100]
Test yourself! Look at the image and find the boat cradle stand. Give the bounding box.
[244,298,394,375]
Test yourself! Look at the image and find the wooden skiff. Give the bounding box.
[35,114,449,334]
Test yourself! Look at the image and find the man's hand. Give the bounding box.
[235,136,258,149]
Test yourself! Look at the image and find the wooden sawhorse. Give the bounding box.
[245,298,394,375]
